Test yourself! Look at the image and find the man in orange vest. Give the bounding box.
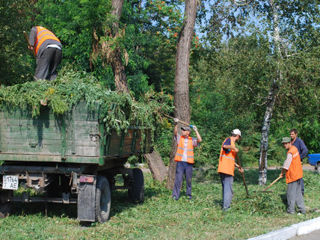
[218,129,243,211]
[28,26,62,80]
[279,137,305,214]
[172,118,202,200]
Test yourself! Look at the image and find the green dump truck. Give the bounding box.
[0,101,151,222]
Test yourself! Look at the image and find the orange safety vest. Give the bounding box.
[174,136,194,164]
[217,137,237,176]
[34,26,60,56]
[286,145,303,184]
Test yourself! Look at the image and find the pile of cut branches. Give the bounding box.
[0,67,173,139]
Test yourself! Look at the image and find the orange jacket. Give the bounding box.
[217,137,237,176]
[174,136,194,164]
[34,26,60,55]
[286,145,303,184]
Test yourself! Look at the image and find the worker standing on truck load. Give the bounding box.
[172,118,202,200]
[279,137,306,214]
[217,129,244,211]
[28,26,62,81]
[290,129,308,196]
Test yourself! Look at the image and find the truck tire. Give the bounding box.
[0,190,12,218]
[0,203,11,218]
[95,176,111,223]
[317,162,320,174]
[128,168,144,203]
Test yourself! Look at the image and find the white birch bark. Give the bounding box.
[259,0,283,185]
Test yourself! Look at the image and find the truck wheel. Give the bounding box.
[0,190,13,218]
[128,168,144,203]
[95,176,111,223]
[317,163,320,174]
[0,203,11,218]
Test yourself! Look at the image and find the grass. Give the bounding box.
[1,169,320,240]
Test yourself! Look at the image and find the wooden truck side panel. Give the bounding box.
[0,102,151,166]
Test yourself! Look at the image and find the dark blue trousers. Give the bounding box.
[172,161,193,199]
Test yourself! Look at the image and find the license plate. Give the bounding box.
[2,175,19,190]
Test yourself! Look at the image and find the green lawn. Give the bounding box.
[1,169,319,240]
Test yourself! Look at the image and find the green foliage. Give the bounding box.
[234,193,286,215]
[31,0,184,97]
[189,35,275,167]
[127,72,151,99]
[301,119,320,153]
[3,0,320,169]
[0,0,35,85]
[0,67,173,137]
[35,0,111,71]
[190,0,320,169]
[153,125,174,165]
[122,0,184,93]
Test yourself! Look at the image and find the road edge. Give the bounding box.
[248,216,320,240]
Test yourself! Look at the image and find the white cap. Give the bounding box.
[232,129,241,137]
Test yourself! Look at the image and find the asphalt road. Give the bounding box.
[290,229,320,240]
[267,164,315,171]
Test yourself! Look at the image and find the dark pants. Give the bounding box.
[220,173,234,210]
[35,47,62,80]
[172,161,193,199]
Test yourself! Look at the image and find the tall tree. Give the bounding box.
[103,0,129,92]
[258,0,282,185]
[167,0,198,189]
[198,0,320,171]
[256,0,320,184]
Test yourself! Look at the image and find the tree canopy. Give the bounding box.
[1,0,320,167]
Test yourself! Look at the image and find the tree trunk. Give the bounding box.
[144,150,168,182]
[109,0,129,93]
[258,80,278,185]
[258,0,282,185]
[111,49,129,93]
[166,0,197,190]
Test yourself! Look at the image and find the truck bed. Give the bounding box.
[0,101,151,167]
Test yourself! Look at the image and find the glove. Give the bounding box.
[173,118,179,123]
[190,125,197,131]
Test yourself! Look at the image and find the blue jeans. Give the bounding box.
[172,162,193,199]
[220,173,234,210]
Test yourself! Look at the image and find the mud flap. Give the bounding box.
[77,175,96,222]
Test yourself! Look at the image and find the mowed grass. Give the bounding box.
[1,169,320,240]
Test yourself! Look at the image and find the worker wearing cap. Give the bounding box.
[28,26,62,80]
[172,118,202,200]
[279,137,305,214]
[218,129,243,211]
[290,129,308,196]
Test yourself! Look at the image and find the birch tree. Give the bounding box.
[258,0,282,185]
[257,0,319,184]
[202,0,320,184]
